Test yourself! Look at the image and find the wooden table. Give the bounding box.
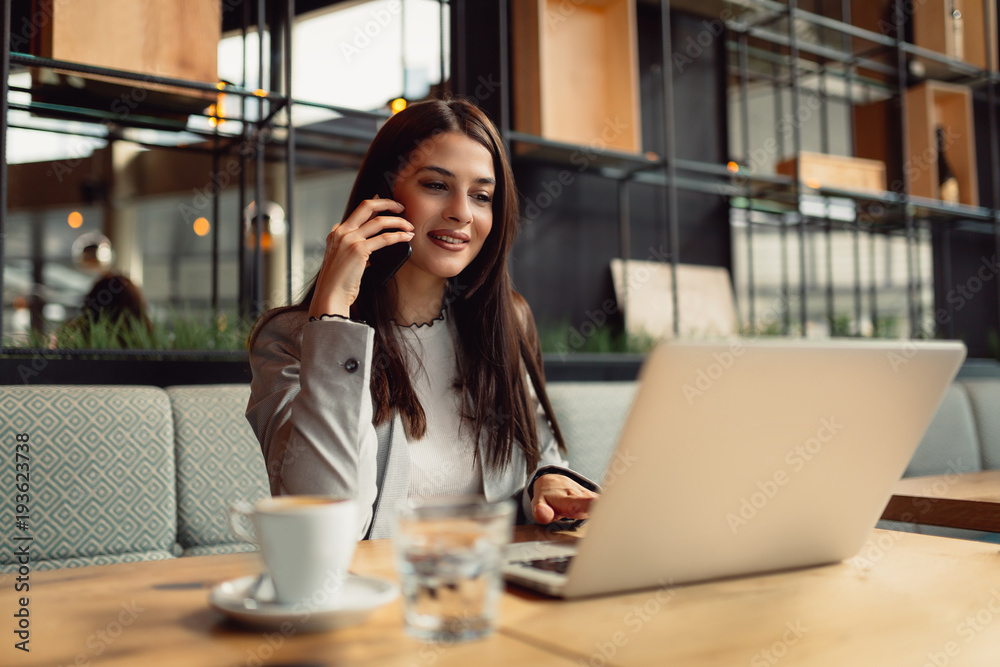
[5,527,1000,666]
[881,470,1000,533]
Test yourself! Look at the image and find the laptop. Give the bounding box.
[504,338,967,598]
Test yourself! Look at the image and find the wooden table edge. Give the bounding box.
[881,494,1000,532]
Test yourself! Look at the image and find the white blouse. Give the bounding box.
[397,310,483,497]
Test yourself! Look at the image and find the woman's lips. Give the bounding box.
[428,230,470,251]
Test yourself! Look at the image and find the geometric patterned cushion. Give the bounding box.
[0,386,177,569]
[166,385,270,551]
[547,381,638,484]
[181,542,260,558]
[0,549,176,573]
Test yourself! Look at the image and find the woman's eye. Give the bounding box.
[422,181,447,191]
[474,193,493,203]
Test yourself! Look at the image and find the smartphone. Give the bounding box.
[367,209,412,287]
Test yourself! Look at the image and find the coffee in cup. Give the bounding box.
[228,495,358,606]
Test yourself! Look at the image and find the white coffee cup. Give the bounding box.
[228,496,358,606]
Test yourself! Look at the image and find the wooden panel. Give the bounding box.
[29,0,221,117]
[511,0,543,139]
[906,82,978,205]
[775,152,887,193]
[6,151,109,210]
[36,0,220,82]
[512,0,641,153]
[913,0,998,72]
[908,84,934,199]
[882,470,1000,532]
[860,84,979,204]
[936,86,978,204]
[960,0,998,71]
[848,0,896,83]
[913,0,951,57]
[849,0,894,45]
[853,98,899,190]
[609,260,738,339]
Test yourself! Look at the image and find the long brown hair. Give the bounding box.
[251,98,564,473]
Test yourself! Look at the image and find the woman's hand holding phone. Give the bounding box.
[307,197,414,319]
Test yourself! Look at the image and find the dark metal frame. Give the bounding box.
[0,0,400,355]
[660,0,682,336]
[0,0,10,340]
[725,0,1000,341]
[4,0,1000,354]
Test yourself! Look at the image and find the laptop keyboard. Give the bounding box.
[513,555,574,575]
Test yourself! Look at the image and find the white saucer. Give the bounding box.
[210,573,398,632]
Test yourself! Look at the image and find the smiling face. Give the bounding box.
[389,131,496,287]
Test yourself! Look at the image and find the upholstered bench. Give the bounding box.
[0,385,268,573]
[0,382,640,573]
[879,378,1000,541]
[902,380,1000,476]
[547,382,638,482]
[2,373,997,573]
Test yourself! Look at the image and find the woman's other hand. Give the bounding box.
[308,197,414,319]
[531,474,599,524]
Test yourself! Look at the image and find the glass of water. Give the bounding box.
[392,496,515,642]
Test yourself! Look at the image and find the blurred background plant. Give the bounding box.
[871,315,901,339]
[3,310,250,352]
[3,310,921,357]
[539,320,658,355]
[738,320,794,337]
[740,314,904,339]
[829,314,854,337]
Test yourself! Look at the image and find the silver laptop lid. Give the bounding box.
[561,338,966,598]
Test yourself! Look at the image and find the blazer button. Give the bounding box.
[344,358,360,373]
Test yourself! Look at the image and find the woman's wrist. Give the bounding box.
[308,300,351,320]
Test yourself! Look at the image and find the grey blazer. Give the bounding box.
[246,310,593,539]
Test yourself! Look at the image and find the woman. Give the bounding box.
[247,98,598,539]
[59,272,154,347]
